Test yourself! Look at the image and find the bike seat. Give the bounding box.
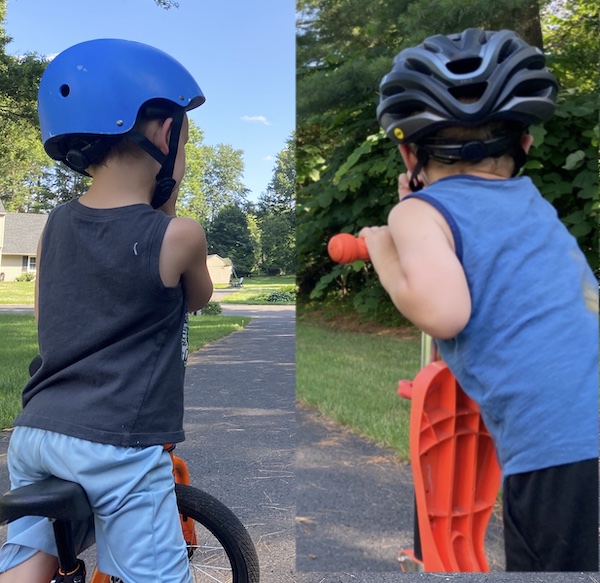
[0,476,92,524]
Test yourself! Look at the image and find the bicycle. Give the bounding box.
[328,233,501,573]
[0,360,260,583]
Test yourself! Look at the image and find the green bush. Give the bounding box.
[15,273,35,282]
[267,286,297,302]
[200,301,222,316]
[266,290,294,302]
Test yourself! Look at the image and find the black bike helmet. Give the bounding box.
[376,29,558,188]
[38,38,206,208]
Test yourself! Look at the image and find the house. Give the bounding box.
[0,202,234,285]
[0,202,48,282]
[207,254,233,285]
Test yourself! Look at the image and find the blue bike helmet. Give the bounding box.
[376,29,558,190]
[38,38,205,207]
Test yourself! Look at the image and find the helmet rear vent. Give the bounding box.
[59,84,70,97]
[448,81,487,101]
[406,58,433,75]
[446,57,483,74]
[423,41,442,53]
[497,40,519,64]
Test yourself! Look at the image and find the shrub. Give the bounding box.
[15,273,35,282]
[200,301,222,316]
[266,286,297,302]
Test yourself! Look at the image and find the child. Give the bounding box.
[361,28,598,571]
[0,39,213,582]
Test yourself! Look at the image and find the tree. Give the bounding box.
[258,134,296,219]
[176,121,210,223]
[296,0,599,314]
[154,0,179,8]
[259,214,295,275]
[0,117,50,211]
[200,144,247,223]
[542,0,599,92]
[257,136,296,274]
[0,3,46,126]
[207,204,256,276]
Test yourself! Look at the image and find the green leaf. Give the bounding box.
[309,169,321,182]
[568,222,592,238]
[524,160,544,170]
[576,184,599,200]
[529,125,547,147]
[562,150,586,170]
[333,133,382,184]
[572,170,596,189]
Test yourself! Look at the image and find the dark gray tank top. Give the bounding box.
[16,200,188,447]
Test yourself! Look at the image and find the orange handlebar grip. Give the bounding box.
[328,233,370,263]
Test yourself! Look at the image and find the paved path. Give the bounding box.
[181,304,296,582]
[296,406,505,573]
[0,303,296,583]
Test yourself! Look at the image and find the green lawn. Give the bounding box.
[0,313,249,430]
[296,320,421,460]
[220,275,296,304]
[0,276,297,305]
[0,281,34,304]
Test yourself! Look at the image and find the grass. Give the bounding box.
[0,282,35,304]
[220,275,296,304]
[0,276,297,305]
[0,313,250,430]
[296,319,421,460]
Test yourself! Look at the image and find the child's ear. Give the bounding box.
[521,132,534,155]
[398,144,419,173]
[156,117,174,155]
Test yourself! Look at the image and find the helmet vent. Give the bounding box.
[59,84,70,97]
[448,81,487,101]
[423,41,441,53]
[446,57,482,74]
[497,40,518,64]
[406,58,433,75]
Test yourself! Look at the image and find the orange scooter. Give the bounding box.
[328,233,501,573]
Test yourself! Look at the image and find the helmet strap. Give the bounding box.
[126,107,185,208]
[415,134,527,179]
[409,149,429,192]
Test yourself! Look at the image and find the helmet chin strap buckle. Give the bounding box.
[151,177,176,209]
[65,150,90,173]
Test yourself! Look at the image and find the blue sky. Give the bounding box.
[3,0,295,202]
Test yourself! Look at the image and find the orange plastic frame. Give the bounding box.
[408,361,501,572]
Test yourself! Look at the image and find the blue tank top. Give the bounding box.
[406,175,598,477]
[16,200,188,447]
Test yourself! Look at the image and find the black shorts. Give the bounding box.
[503,458,599,572]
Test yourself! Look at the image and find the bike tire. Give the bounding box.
[175,483,260,583]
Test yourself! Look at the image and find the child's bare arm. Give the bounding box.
[360,199,471,339]
[159,217,213,313]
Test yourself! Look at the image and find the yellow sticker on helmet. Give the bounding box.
[393,127,404,140]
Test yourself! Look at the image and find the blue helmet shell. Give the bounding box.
[38,38,205,160]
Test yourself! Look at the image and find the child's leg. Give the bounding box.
[503,458,599,571]
[39,433,192,583]
[0,550,57,582]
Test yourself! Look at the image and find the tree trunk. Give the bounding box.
[514,0,544,49]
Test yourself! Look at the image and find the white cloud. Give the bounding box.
[241,115,271,126]
[262,155,275,162]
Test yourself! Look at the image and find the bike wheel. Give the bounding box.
[175,483,260,583]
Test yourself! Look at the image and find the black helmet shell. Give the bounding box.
[377,28,558,144]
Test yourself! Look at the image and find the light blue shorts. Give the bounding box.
[0,426,192,582]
